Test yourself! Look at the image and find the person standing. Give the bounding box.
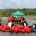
[8,16,11,22]
[8,21,12,28]
[11,16,14,24]
[22,20,28,26]
[8,16,14,27]
[18,16,23,25]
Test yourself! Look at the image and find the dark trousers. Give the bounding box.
[0,24,1,26]
[14,20,18,24]
[14,20,21,24]
[19,21,21,24]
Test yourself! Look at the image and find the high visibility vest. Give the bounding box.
[15,18,18,20]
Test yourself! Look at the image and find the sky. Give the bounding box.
[0,0,36,9]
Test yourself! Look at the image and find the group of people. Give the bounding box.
[8,16,28,27]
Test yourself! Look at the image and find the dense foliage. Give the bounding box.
[0,8,36,17]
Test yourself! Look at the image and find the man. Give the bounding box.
[8,16,15,27]
[14,17,18,24]
[8,16,11,22]
[8,21,12,28]
[22,20,28,26]
[11,16,14,22]
[18,16,23,24]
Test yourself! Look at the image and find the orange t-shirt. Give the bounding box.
[18,17,23,21]
[8,16,11,22]
[11,16,14,21]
